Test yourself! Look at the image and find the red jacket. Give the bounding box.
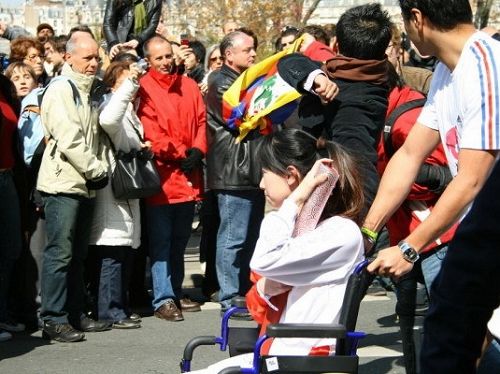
[377,86,457,253]
[138,69,207,205]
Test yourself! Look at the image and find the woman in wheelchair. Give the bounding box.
[188,129,365,373]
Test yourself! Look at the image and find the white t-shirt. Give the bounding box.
[418,32,500,177]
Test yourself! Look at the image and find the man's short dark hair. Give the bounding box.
[336,3,392,60]
[399,0,472,30]
[237,27,258,50]
[298,25,329,46]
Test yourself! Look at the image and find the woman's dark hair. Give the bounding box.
[103,60,134,88]
[259,129,365,225]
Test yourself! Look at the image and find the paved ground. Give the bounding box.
[0,232,405,374]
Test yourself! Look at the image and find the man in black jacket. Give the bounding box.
[206,31,337,313]
[278,3,392,214]
[205,31,264,313]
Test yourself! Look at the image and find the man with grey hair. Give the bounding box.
[206,31,337,316]
[37,33,110,343]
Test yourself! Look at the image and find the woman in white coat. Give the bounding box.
[88,60,147,329]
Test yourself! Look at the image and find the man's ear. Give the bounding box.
[411,8,424,31]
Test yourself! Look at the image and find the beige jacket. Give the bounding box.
[37,63,107,197]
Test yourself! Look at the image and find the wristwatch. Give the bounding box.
[397,240,420,263]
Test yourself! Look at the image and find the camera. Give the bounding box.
[180,33,189,46]
[137,58,148,75]
[0,53,9,74]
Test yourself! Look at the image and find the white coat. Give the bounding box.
[89,78,143,248]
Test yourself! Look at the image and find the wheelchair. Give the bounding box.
[180,259,370,373]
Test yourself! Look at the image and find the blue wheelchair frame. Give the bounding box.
[180,259,370,373]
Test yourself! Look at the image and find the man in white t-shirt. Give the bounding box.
[360,0,500,372]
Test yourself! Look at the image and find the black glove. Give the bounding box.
[415,163,452,194]
[180,147,203,173]
[85,173,109,190]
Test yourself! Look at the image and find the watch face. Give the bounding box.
[404,248,418,262]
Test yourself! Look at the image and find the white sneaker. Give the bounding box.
[0,320,26,332]
[0,329,12,342]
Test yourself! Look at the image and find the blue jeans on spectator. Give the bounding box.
[0,171,22,323]
[93,245,133,322]
[215,190,265,310]
[147,202,195,311]
[40,193,95,324]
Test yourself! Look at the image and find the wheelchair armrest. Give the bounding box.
[231,296,247,308]
[217,367,245,374]
[266,323,346,339]
[182,335,219,360]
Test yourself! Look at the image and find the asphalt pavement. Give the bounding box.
[0,231,405,374]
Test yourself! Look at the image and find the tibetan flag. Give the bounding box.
[222,36,304,143]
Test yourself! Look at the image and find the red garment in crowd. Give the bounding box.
[0,90,18,169]
[303,40,336,63]
[377,86,457,253]
[138,69,207,205]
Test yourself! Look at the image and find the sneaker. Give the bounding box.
[0,329,12,342]
[0,320,26,333]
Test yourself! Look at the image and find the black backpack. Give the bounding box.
[383,98,426,157]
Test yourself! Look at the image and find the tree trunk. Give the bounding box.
[474,0,494,29]
[302,0,321,25]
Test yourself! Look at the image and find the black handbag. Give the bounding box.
[107,127,161,200]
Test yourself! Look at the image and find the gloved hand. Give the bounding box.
[85,173,109,190]
[180,147,203,173]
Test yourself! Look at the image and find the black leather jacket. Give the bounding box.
[103,0,161,51]
[205,65,264,191]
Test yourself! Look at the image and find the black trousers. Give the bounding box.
[421,161,500,373]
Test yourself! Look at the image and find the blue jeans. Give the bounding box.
[93,245,133,322]
[147,202,195,311]
[215,190,265,309]
[40,193,95,324]
[0,171,22,322]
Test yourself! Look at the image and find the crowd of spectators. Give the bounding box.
[0,0,500,373]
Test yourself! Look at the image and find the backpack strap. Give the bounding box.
[383,98,426,157]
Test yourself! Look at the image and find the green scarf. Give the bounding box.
[134,0,147,36]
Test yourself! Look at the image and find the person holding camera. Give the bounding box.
[36,33,111,343]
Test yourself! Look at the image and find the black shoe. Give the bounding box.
[75,316,112,332]
[112,319,141,329]
[42,322,85,343]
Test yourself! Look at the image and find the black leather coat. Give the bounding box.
[205,65,264,191]
[103,0,161,51]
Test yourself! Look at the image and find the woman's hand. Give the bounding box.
[140,140,152,150]
[128,63,141,82]
[256,277,292,298]
[198,81,208,95]
[288,158,334,211]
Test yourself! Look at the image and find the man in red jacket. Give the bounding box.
[138,36,207,322]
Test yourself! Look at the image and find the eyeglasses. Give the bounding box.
[210,56,223,62]
[25,54,44,62]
